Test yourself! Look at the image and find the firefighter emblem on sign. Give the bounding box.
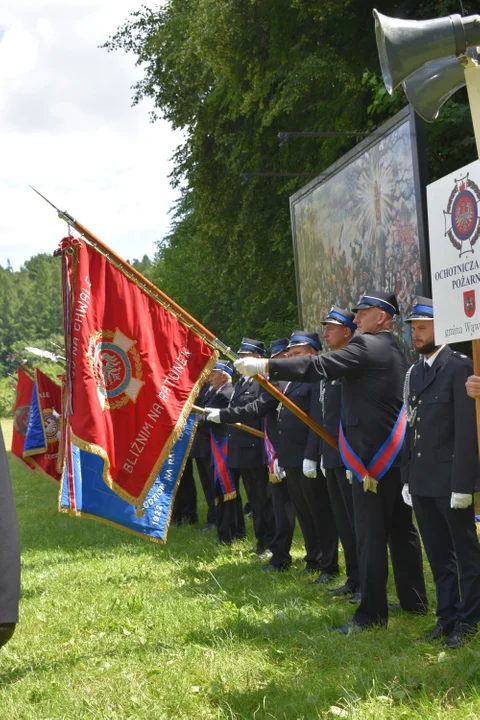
[444,173,480,257]
[88,329,144,410]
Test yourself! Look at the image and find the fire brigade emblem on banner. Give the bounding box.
[464,289,476,318]
[444,173,480,257]
[88,328,144,410]
[43,410,59,443]
[14,405,30,436]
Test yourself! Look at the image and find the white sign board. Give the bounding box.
[427,159,480,344]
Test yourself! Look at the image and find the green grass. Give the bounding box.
[2,417,480,719]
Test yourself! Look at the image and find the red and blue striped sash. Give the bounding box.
[210,432,236,501]
[263,422,281,483]
[338,405,407,493]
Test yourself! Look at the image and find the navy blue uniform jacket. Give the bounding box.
[270,331,408,465]
[406,346,479,496]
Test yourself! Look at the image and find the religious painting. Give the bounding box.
[290,107,428,359]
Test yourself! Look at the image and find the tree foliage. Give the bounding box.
[0,254,65,412]
[104,0,476,348]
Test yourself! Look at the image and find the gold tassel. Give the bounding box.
[269,473,282,484]
[363,474,378,494]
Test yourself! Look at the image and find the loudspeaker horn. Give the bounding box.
[373,9,480,93]
[402,55,466,122]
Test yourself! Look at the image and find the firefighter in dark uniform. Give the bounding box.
[304,306,359,596]
[172,384,213,525]
[276,330,339,577]
[214,338,275,554]
[234,291,427,632]
[0,424,20,649]
[404,297,480,648]
[191,382,217,530]
[202,361,244,544]
[207,338,295,570]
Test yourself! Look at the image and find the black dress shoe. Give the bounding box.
[444,627,478,649]
[331,620,365,635]
[198,523,216,532]
[414,625,452,643]
[328,584,358,597]
[300,567,319,576]
[388,602,401,611]
[261,563,289,572]
[311,571,340,585]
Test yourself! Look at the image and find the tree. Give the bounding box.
[105,0,476,345]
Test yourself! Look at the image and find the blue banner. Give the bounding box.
[23,382,47,455]
[60,414,196,543]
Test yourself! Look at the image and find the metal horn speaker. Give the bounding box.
[373,9,480,93]
[402,55,466,122]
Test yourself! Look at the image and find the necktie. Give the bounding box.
[422,362,431,388]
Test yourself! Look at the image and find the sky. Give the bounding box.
[0,0,182,269]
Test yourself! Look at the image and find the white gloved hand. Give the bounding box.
[450,492,473,510]
[234,357,268,377]
[273,458,286,480]
[402,484,413,507]
[303,458,317,478]
[206,409,221,423]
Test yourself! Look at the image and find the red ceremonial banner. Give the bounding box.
[11,368,36,470]
[24,369,62,482]
[62,238,218,505]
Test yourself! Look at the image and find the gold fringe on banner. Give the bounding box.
[57,416,199,544]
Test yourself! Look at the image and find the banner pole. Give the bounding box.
[464,58,480,449]
[192,405,265,440]
[31,189,338,450]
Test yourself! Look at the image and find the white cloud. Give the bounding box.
[0,0,182,269]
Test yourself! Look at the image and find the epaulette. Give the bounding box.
[452,351,470,361]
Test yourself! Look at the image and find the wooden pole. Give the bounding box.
[192,405,265,439]
[464,58,480,449]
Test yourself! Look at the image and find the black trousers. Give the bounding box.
[268,479,296,568]
[215,471,246,544]
[352,467,427,627]
[234,467,275,552]
[171,458,197,524]
[413,494,480,631]
[325,467,359,589]
[285,466,339,571]
[194,457,216,525]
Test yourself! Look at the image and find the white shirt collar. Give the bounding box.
[425,345,446,367]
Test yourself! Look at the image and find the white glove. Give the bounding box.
[303,458,317,478]
[402,484,413,507]
[206,409,221,423]
[273,458,286,480]
[450,492,473,510]
[233,357,268,377]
